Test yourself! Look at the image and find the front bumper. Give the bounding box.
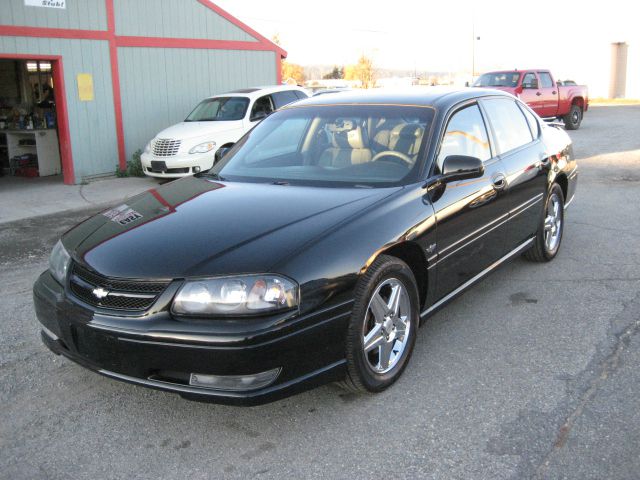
[33,271,351,405]
[141,152,216,178]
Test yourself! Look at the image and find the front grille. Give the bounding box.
[152,138,181,157]
[69,263,170,312]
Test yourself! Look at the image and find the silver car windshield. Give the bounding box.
[185,97,249,122]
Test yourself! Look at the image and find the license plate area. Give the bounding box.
[151,160,167,172]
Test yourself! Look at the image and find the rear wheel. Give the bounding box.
[563,104,582,130]
[340,255,419,393]
[524,183,565,262]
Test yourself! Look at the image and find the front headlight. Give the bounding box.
[189,141,216,154]
[144,140,153,154]
[49,240,71,284]
[172,274,298,316]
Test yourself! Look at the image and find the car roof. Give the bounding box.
[210,85,307,100]
[283,87,513,111]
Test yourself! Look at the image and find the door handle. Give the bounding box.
[492,174,506,190]
[552,91,557,95]
[536,92,542,96]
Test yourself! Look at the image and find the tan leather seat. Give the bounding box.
[319,126,372,167]
[388,124,425,158]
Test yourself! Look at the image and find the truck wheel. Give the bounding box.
[563,105,582,130]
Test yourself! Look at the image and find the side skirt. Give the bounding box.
[420,237,535,320]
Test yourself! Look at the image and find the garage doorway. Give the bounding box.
[0,54,74,185]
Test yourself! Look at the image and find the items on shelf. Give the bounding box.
[10,153,39,177]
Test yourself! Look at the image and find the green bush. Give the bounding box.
[116,149,144,177]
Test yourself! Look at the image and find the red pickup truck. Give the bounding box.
[473,69,588,130]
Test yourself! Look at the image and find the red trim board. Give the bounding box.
[0,1,287,180]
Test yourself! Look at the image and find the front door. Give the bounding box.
[430,102,510,299]
[520,72,544,115]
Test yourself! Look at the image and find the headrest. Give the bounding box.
[389,124,424,155]
[332,126,367,149]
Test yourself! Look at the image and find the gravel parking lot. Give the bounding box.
[1,105,639,480]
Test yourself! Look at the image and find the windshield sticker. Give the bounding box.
[103,204,143,226]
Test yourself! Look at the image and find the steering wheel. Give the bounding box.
[371,150,413,167]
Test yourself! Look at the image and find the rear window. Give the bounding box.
[482,98,534,154]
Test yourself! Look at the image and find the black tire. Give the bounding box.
[524,184,565,262]
[563,104,582,130]
[340,254,419,393]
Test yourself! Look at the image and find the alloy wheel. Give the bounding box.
[544,193,562,252]
[362,278,412,374]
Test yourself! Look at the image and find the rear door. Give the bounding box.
[537,71,558,117]
[480,97,548,248]
[520,72,544,115]
[431,102,511,299]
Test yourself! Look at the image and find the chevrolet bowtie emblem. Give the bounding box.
[92,287,109,299]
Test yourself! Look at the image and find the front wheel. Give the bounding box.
[563,104,582,130]
[340,255,419,393]
[524,184,565,262]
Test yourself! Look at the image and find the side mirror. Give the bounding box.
[425,155,484,192]
[215,146,231,161]
[250,111,268,122]
[441,155,484,181]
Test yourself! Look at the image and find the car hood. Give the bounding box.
[64,176,399,279]
[155,121,243,141]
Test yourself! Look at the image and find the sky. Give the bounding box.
[215,0,639,97]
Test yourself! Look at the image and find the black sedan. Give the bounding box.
[34,88,577,405]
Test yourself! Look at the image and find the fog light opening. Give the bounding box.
[193,166,201,173]
[189,368,280,391]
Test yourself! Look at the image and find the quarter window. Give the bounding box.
[482,98,534,153]
[437,104,491,170]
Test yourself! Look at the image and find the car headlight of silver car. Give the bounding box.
[49,240,71,284]
[144,140,152,154]
[189,141,216,154]
[172,274,298,316]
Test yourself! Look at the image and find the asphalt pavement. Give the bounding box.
[1,105,639,479]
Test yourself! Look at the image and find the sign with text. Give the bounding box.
[77,73,94,101]
[24,0,66,8]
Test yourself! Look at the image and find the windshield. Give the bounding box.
[473,72,520,88]
[208,105,434,187]
[185,97,249,121]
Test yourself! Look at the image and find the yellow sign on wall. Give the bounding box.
[77,73,94,101]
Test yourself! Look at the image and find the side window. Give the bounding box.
[522,72,537,88]
[437,104,491,170]
[482,98,534,153]
[294,90,308,100]
[272,90,301,109]
[250,95,274,121]
[518,102,539,139]
[538,72,554,88]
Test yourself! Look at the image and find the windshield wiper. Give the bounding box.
[200,172,226,181]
